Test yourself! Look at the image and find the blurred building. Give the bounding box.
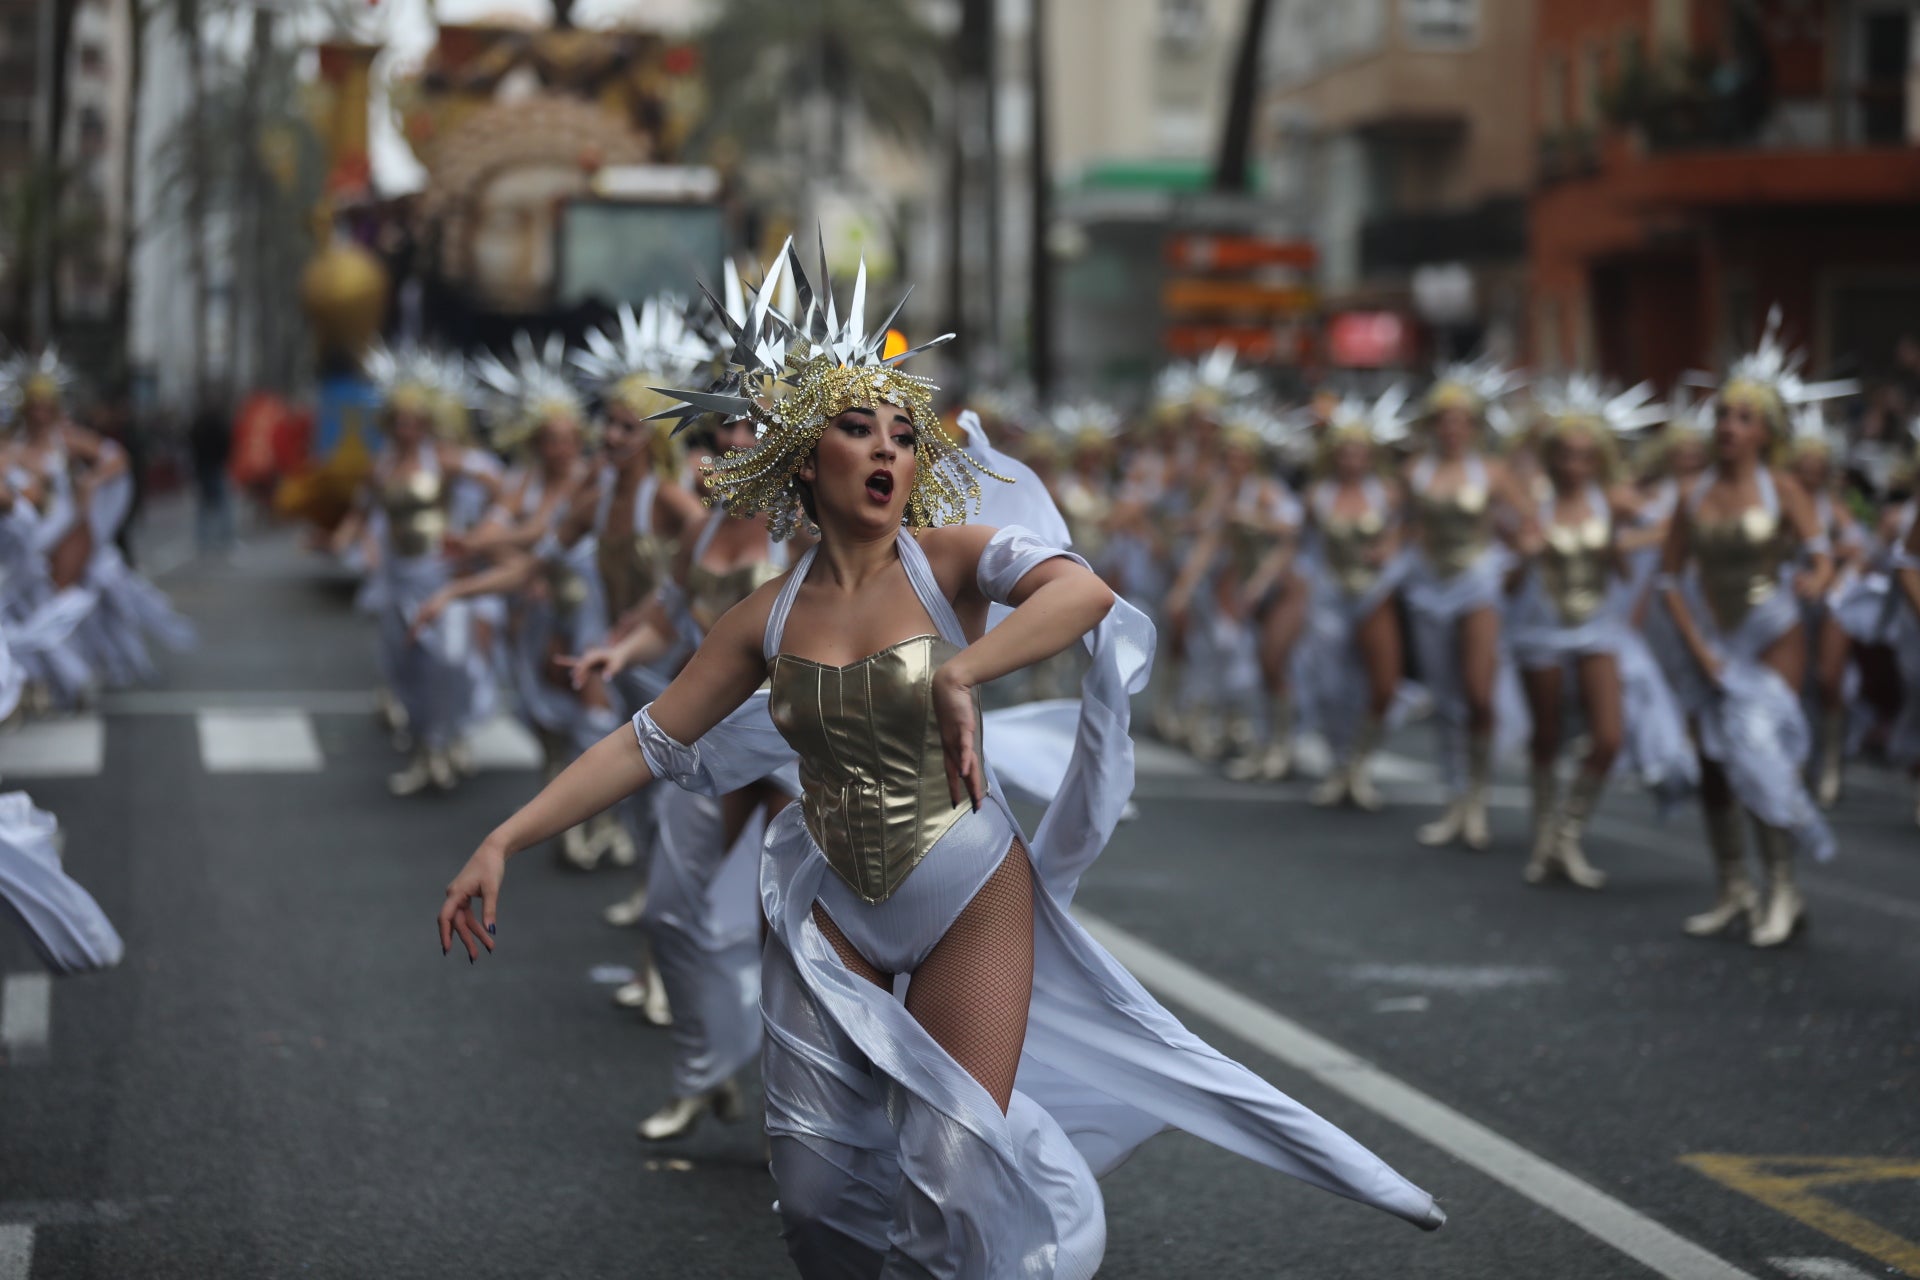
[1530,0,1920,386]
[0,0,135,365]
[1254,0,1538,370]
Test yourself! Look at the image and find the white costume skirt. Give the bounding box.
[641,786,780,1097]
[1295,554,1410,757]
[1508,582,1697,805]
[1648,580,1835,859]
[1402,547,1529,789]
[0,791,122,975]
[633,528,1442,1279]
[379,554,485,751]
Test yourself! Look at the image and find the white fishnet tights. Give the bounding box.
[811,842,1035,1113]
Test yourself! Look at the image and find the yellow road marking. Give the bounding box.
[1682,1155,1920,1277]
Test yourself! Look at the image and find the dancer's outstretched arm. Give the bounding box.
[437,583,775,959]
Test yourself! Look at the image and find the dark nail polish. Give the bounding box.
[468,954,474,965]
[486,923,496,936]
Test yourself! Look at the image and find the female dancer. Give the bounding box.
[1296,389,1412,810]
[567,399,796,1137]
[1785,417,1866,808]
[563,273,802,1132]
[1651,312,1848,946]
[1403,362,1530,851]
[438,256,1442,1276]
[1507,379,1693,888]
[335,350,492,795]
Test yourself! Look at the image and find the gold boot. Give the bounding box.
[603,885,649,928]
[1258,694,1296,781]
[636,1079,743,1142]
[1554,770,1608,890]
[1461,734,1493,851]
[1522,767,1560,884]
[1749,822,1806,948]
[387,750,434,797]
[613,959,671,1026]
[1188,704,1227,763]
[1683,807,1760,937]
[1417,799,1467,847]
[1346,718,1385,811]
[1814,706,1844,810]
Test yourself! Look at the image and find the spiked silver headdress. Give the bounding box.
[0,345,77,416]
[1702,306,1858,436]
[364,341,443,420]
[474,332,588,450]
[1533,375,1669,440]
[1423,357,1526,421]
[1153,344,1262,417]
[572,296,715,421]
[1324,385,1416,450]
[648,236,1007,539]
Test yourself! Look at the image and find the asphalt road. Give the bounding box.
[2,508,1916,1280]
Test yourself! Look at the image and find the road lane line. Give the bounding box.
[461,713,543,771]
[0,716,104,778]
[0,1225,31,1280]
[1684,1156,1920,1276]
[0,974,50,1065]
[105,689,379,716]
[195,710,324,773]
[1769,1260,1881,1280]
[1078,913,1758,1280]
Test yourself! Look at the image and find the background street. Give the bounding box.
[2,513,1916,1280]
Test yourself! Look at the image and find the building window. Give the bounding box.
[1403,0,1477,48]
[1159,0,1207,54]
[1541,52,1567,132]
[1577,41,1605,127]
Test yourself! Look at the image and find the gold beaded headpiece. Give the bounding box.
[648,237,1009,540]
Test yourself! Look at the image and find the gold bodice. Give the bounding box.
[1695,502,1790,631]
[769,635,981,904]
[688,559,784,633]
[1322,505,1389,596]
[380,465,446,558]
[1540,505,1611,625]
[598,533,670,620]
[1415,480,1491,577]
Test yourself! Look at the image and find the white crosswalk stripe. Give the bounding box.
[0,716,104,778]
[195,711,324,773]
[0,973,51,1066]
[0,1225,32,1280]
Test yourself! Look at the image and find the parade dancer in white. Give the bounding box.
[439,250,1444,1278]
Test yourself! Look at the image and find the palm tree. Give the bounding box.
[1214,0,1274,191]
[696,0,943,242]
[153,14,326,393]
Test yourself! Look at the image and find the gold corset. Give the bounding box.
[769,635,980,904]
[1322,507,1388,595]
[598,533,670,620]
[1416,482,1490,577]
[1695,503,1790,631]
[688,559,784,633]
[381,466,445,558]
[1541,508,1610,625]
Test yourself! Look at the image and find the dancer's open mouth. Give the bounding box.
[865,470,895,504]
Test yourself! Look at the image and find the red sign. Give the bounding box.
[1327,312,1413,367]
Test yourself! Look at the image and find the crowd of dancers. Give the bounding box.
[0,347,196,981]
[309,237,1920,1273]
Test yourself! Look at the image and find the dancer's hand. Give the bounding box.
[408,591,450,643]
[560,642,625,690]
[1792,570,1823,602]
[932,662,983,812]
[438,841,505,962]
